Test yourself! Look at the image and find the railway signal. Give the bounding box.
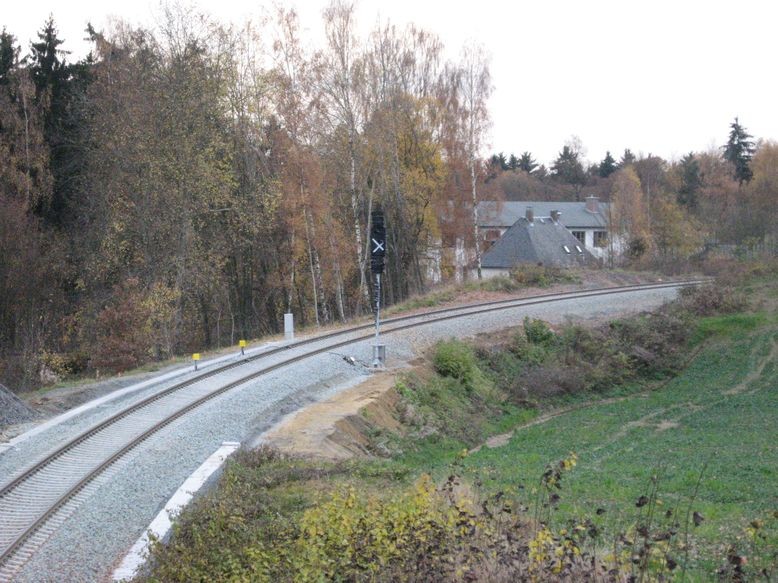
[371,210,386,367]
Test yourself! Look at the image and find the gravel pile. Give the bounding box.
[0,383,37,429]
[8,286,681,582]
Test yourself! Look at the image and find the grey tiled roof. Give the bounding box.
[477,201,610,229]
[481,217,597,269]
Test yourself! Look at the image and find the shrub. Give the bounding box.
[291,476,460,580]
[514,366,586,398]
[510,332,549,365]
[510,264,577,287]
[699,256,778,287]
[523,316,556,348]
[91,278,153,373]
[679,284,748,316]
[475,275,518,292]
[433,340,476,386]
[609,310,691,377]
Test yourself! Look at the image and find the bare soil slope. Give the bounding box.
[260,371,402,459]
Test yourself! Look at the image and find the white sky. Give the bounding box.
[4,0,777,166]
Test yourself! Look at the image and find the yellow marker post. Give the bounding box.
[239,340,246,356]
[192,353,201,370]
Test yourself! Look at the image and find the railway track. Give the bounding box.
[0,280,703,579]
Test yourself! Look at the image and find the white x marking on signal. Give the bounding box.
[372,238,385,253]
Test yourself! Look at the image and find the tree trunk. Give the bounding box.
[470,154,482,280]
[304,205,329,326]
[349,134,370,310]
[328,228,347,322]
[20,86,32,205]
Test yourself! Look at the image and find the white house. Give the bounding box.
[476,196,614,260]
[477,207,598,278]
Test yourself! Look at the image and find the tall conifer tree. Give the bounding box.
[723,117,755,185]
[518,151,537,174]
[598,150,617,178]
[677,153,701,208]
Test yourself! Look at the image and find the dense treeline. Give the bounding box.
[1,5,776,391]
[0,4,489,389]
[486,125,778,263]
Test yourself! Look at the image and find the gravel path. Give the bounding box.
[6,286,680,582]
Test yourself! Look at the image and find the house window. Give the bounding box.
[563,245,571,254]
[593,231,608,247]
[572,231,585,244]
[484,229,501,242]
[575,245,583,254]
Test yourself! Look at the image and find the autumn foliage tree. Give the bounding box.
[1,8,776,391]
[609,167,651,262]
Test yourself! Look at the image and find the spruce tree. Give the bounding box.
[598,150,617,178]
[489,152,508,171]
[723,117,755,185]
[29,18,68,99]
[619,148,636,168]
[518,151,537,174]
[0,29,16,87]
[28,18,92,225]
[677,152,701,208]
[551,145,585,187]
[508,153,519,170]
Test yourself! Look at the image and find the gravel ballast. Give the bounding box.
[0,384,37,429]
[6,286,681,582]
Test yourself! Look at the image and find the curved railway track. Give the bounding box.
[0,280,703,579]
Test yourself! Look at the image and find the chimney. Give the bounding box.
[525,206,534,224]
[585,195,599,213]
[550,210,561,223]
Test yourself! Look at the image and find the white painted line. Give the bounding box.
[112,441,241,582]
[1,340,285,453]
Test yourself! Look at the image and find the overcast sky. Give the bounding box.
[4,0,777,166]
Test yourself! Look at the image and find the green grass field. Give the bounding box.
[438,319,778,571]
[364,307,777,575]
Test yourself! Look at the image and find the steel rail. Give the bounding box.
[0,279,705,494]
[0,279,704,499]
[0,280,702,574]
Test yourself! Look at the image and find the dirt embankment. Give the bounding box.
[260,371,405,460]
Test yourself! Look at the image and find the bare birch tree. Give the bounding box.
[319,1,370,310]
[459,42,491,279]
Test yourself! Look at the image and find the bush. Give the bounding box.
[477,275,519,293]
[291,476,461,580]
[91,278,154,374]
[510,332,549,365]
[679,284,748,316]
[486,300,709,403]
[609,310,691,377]
[523,317,556,347]
[433,340,476,386]
[513,366,586,398]
[699,256,778,287]
[510,264,577,287]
